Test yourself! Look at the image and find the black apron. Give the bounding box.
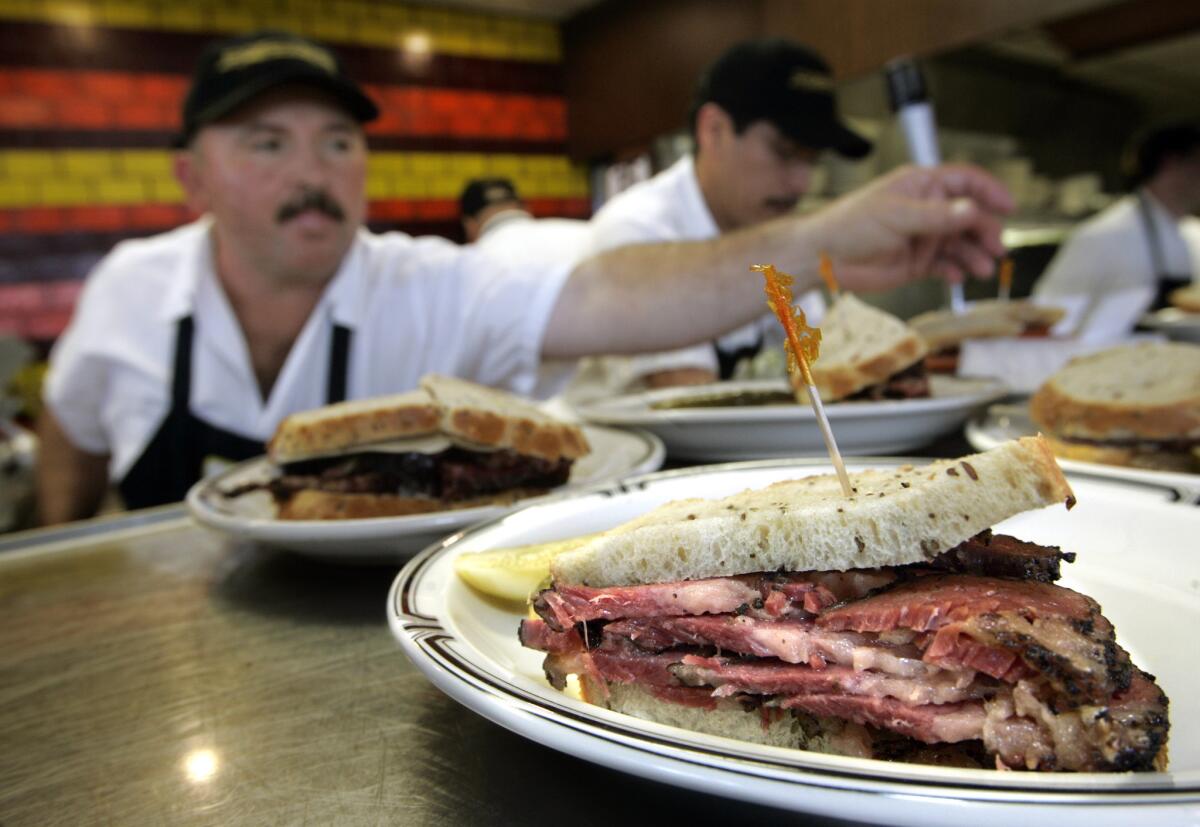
[1137,192,1193,310]
[713,330,765,381]
[119,315,352,509]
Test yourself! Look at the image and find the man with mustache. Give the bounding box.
[578,38,872,392]
[36,31,1010,523]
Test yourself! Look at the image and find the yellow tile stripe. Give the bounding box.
[0,0,561,62]
[0,149,589,208]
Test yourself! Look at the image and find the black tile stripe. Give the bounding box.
[0,129,569,154]
[0,21,564,93]
[0,222,460,261]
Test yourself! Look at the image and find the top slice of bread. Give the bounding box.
[811,294,928,401]
[1029,342,1200,441]
[1170,285,1200,314]
[421,374,590,462]
[268,376,591,464]
[909,300,1063,351]
[551,436,1073,587]
[268,389,441,463]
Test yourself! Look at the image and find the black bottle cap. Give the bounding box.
[884,57,927,111]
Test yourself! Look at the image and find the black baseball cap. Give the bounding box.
[175,30,379,146]
[459,177,521,219]
[695,38,871,159]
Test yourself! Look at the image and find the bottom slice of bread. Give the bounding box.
[1043,434,1199,473]
[276,487,549,520]
[597,683,989,768]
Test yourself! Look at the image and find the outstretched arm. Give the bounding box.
[36,408,110,525]
[542,164,1013,359]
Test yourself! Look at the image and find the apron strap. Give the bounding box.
[1136,192,1169,282]
[327,323,352,404]
[713,330,765,381]
[171,315,194,408]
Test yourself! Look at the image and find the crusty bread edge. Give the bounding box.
[268,395,442,463]
[1040,434,1199,473]
[552,436,1075,587]
[1030,374,1200,441]
[275,486,556,520]
[1169,287,1200,314]
[421,374,591,463]
[441,407,591,462]
[814,332,927,401]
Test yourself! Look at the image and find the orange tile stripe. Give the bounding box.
[0,197,590,234]
[0,69,567,140]
[0,0,562,62]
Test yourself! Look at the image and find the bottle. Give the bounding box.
[885,57,966,314]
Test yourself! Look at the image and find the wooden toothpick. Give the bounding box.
[754,263,853,498]
[818,251,841,298]
[998,257,1014,302]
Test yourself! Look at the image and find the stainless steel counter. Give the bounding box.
[0,509,867,825]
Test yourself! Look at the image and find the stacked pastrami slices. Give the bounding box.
[521,532,1167,771]
[519,440,1169,772]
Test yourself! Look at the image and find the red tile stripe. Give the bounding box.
[0,280,81,340]
[0,68,568,141]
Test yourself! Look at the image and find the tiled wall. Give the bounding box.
[0,0,591,341]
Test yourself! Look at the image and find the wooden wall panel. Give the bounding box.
[563,0,762,160]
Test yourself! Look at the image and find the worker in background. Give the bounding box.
[1035,121,1200,333]
[579,37,872,391]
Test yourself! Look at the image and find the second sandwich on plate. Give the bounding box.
[229,374,590,519]
[1029,341,1200,474]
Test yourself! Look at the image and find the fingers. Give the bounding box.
[942,237,996,279]
[929,164,1016,214]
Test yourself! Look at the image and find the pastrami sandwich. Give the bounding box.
[234,374,589,520]
[910,300,1065,373]
[1030,341,1200,474]
[1169,284,1200,314]
[520,436,1168,771]
[809,294,929,401]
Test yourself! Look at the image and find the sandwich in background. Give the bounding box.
[910,300,1066,373]
[520,437,1169,772]
[666,294,929,406]
[1030,341,1200,473]
[808,293,928,401]
[1169,284,1200,314]
[231,374,590,519]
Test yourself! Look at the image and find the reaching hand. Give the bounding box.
[806,164,1015,292]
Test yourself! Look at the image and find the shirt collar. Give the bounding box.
[1139,188,1180,226]
[677,155,721,239]
[323,229,369,329]
[479,208,533,238]
[158,216,213,323]
[157,217,369,331]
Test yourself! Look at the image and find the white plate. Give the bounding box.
[388,459,1200,827]
[574,376,1006,460]
[1140,308,1200,343]
[967,403,1200,500]
[186,424,663,561]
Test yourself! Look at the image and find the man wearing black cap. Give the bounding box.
[460,177,527,243]
[37,31,1014,524]
[579,38,872,392]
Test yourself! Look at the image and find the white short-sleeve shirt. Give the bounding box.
[1033,191,1200,339]
[1035,191,1200,297]
[579,155,822,389]
[475,212,593,399]
[45,218,571,480]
